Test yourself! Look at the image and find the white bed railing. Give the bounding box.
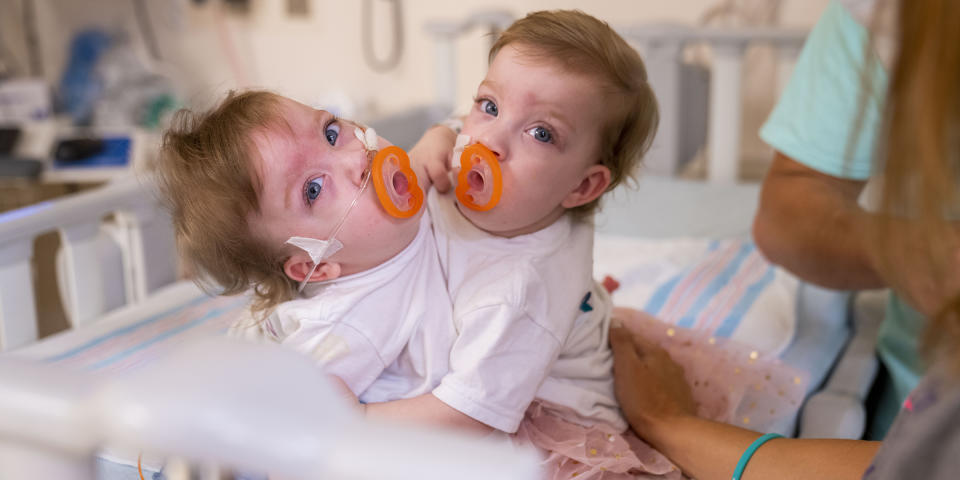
[621,25,807,183]
[0,175,176,351]
[0,338,540,479]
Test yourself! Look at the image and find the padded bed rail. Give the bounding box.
[0,176,176,351]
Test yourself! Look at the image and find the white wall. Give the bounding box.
[1,0,827,113]
[0,0,831,177]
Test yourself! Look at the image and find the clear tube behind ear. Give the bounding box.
[286,165,372,293]
[285,237,344,292]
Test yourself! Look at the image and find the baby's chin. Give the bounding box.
[454,203,533,238]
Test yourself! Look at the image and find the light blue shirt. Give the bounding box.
[759,0,924,439]
[760,0,888,181]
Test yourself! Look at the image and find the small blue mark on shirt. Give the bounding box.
[580,291,593,312]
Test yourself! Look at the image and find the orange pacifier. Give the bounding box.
[372,145,424,218]
[455,143,502,211]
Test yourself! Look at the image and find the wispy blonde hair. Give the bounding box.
[870,0,960,374]
[155,90,297,316]
[490,10,659,218]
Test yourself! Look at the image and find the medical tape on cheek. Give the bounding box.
[455,141,502,211]
[286,237,344,292]
[285,142,375,292]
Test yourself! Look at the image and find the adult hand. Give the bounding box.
[408,124,457,193]
[610,312,696,435]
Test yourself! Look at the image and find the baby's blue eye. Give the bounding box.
[481,99,498,116]
[325,123,340,145]
[305,177,324,204]
[529,126,553,143]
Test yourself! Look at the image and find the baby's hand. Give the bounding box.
[409,124,458,193]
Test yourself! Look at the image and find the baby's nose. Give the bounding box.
[349,151,370,187]
[474,129,505,160]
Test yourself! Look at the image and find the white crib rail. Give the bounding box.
[0,176,176,351]
[0,338,540,479]
[621,25,807,183]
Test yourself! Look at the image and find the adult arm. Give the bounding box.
[755,152,960,315]
[610,322,881,480]
[752,151,883,290]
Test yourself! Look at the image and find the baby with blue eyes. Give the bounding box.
[159,8,667,478]
[407,9,666,478]
[159,90,474,431]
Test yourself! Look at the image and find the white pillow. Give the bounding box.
[594,234,798,356]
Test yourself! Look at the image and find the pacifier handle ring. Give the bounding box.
[372,145,424,219]
[455,143,502,211]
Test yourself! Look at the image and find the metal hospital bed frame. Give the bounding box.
[0,9,885,479]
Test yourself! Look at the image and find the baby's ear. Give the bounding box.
[561,164,611,209]
[283,255,342,284]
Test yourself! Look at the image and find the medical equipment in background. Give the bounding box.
[362,0,405,72]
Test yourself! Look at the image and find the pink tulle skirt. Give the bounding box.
[513,307,809,479]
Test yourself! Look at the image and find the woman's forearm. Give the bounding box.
[640,415,880,480]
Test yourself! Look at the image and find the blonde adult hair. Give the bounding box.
[156,90,298,316]
[870,0,960,374]
[490,10,659,218]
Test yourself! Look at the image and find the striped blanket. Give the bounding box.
[10,282,249,375]
[594,235,799,356]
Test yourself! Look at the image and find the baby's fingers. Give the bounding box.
[425,157,452,193]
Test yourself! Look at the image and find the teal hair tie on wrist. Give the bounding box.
[732,433,783,480]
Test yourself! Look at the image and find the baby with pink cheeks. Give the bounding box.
[409,9,666,478]
[156,8,673,479]
[157,91,497,433]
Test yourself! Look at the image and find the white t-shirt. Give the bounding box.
[230,212,457,404]
[428,189,626,433]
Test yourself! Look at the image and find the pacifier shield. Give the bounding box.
[372,145,423,218]
[455,143,502,211]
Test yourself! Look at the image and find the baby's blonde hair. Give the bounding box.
[490,10,659,218]
[155,90,298,315]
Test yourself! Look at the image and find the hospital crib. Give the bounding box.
[0,10,884,479]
